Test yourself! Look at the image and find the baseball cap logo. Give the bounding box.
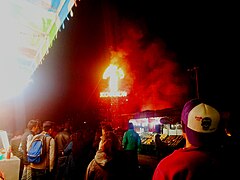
[201,117,212,131]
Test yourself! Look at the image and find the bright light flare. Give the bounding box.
[0,58,31,102]
[100,64,127,97]
[103,64,124,92]
[0,0,76,102]
[0,2,31,102]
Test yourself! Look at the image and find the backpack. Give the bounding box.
[27,134,48,164]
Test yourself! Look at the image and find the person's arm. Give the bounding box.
[137,134,142,152]
[49,137,55,172]
[138,135,141,146]
[64,141,73,155]
[0,170,5,180]
[122,132,127,149]
[26,134,34,150]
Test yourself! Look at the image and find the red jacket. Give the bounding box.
[152,146,223,180]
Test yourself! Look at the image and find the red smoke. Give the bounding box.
[111,21,189,113]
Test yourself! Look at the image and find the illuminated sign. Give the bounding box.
[100,91,127,97]
[100,64,127,97]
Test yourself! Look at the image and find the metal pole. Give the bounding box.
[188,66,199,98]
[193,66,199,98]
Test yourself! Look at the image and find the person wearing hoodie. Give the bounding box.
[85,131,122,180]
[122,122,141,179]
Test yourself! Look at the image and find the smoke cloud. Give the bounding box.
[113,20,189,113]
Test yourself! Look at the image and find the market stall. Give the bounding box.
[0,156,20,180]
[0,130,20,179]
[129,112,185,156]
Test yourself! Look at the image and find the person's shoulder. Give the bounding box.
[156,149,182,166]
[22,129,31,136]
[48,136,55,144]
[20,130,31,141]
[153,151,183,180]
[133,130,140,135]
[54,132,62,138]
[45,134,54,141]
[26,134,34,140]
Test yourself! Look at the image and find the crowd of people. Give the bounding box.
[2,98,240,180]
[6,117,142,180]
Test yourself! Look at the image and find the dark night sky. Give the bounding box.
[24,0,238,122]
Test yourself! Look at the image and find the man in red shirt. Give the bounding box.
[152,98,225,180]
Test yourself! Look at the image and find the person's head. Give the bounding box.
[100,131,118,155]
[63,121,71,131]
[128,122,134,130]
[181,98,222,148]
[101,124,112,136]
[43,121,54,134]
[27,119,40,134]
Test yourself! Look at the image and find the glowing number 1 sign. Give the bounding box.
[100,64,127,97]
[103,64,124,92]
